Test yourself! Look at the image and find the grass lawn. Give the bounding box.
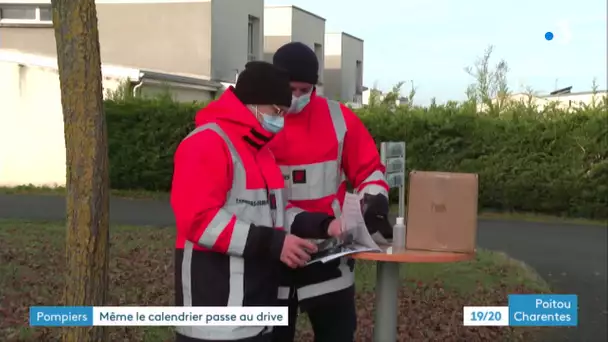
[0,220,554,341]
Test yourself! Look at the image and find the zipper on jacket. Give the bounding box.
[255,155,275,228]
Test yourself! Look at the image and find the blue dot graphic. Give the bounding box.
[545,32,554,41]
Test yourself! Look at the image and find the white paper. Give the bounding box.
[306,193,381,265]
[342,193,381,250]
[311,245,379,264]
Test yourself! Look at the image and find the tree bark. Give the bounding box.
[51,1,110,341]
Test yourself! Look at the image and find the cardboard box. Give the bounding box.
[405,171,478,253]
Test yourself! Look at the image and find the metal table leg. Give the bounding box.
[373,261,400,342]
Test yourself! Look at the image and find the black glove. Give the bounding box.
[361,193,393,239]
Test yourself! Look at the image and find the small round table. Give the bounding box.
[351,246,475,342]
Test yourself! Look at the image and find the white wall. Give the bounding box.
[362,88,371,105]
[340,34,364,103]
[211,0,264,82]
[0,61,126,187]
[323,33,343,100]
[543,92,608,108]
[324,33,364,102]
[264,6,292,36]
[324,33,343,56]
[0,57,216,187]
[316,85,324,96]
[262,7,292,63]
[291,7,326,84]
[264,6,326,86]
[139,82,215,103]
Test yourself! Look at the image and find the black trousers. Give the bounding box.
[271,286,357,342]
[176,332,271,342]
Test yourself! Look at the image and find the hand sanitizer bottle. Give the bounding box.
[392,217,406,252]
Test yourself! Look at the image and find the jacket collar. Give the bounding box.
[242,127,273,150]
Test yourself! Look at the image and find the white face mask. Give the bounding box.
[288,92,312,114]
[251,106,285,133]
[260,112,284,133]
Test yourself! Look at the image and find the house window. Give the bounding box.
[355,60,363,94]
[0,5,52,24]
[314,43,323,84]
[247,15,259,62]
[314,43,323,64]
[39,7,52,21]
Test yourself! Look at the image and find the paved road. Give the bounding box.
[1,194,606,341]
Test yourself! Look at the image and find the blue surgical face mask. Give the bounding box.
[260,113,284,133]
[250,106,284,133]
[288,92,312,114]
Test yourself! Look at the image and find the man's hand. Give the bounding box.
[280,234,318,268]
[326,218,343,237]
[362,193,393,238]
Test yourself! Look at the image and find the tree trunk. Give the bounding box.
[51,1,110,341]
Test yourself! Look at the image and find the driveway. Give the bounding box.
[0,194,606,342]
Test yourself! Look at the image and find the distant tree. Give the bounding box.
[522,85,541,109]
[405,80,417,105]
[105,80,135,101]
[589,77,601,109]
[367,81,383,107]
[366,81,416,110]
[464,45,511,113]
[381,81,404,107]
[51,1,110,341]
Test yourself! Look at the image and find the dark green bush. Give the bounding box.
[105,98,608,219]
[106,98,199,191]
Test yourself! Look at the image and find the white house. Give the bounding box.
[480,87,608,111]
[0,0,269,187]
[323,32,364,103]
[263,5,326,94]
[0,50,220,187]
[0,0,264,86]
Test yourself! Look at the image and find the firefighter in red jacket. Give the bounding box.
[269,43,393,342]
[171,61,323,342]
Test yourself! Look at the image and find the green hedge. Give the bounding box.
[106,98,608,219]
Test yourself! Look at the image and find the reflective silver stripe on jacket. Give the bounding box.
[177,123,282,340]
[280,101,347,207]
[297,263,355,300]
[281,100,355,300]
[358,170,389,198]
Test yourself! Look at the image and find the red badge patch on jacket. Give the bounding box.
[292,170,306,184]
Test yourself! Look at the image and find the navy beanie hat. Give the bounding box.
[233,61,292,108]
[272,42,319,85]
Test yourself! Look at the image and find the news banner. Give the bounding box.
[30,294,577,327]
[463,294,578,326]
